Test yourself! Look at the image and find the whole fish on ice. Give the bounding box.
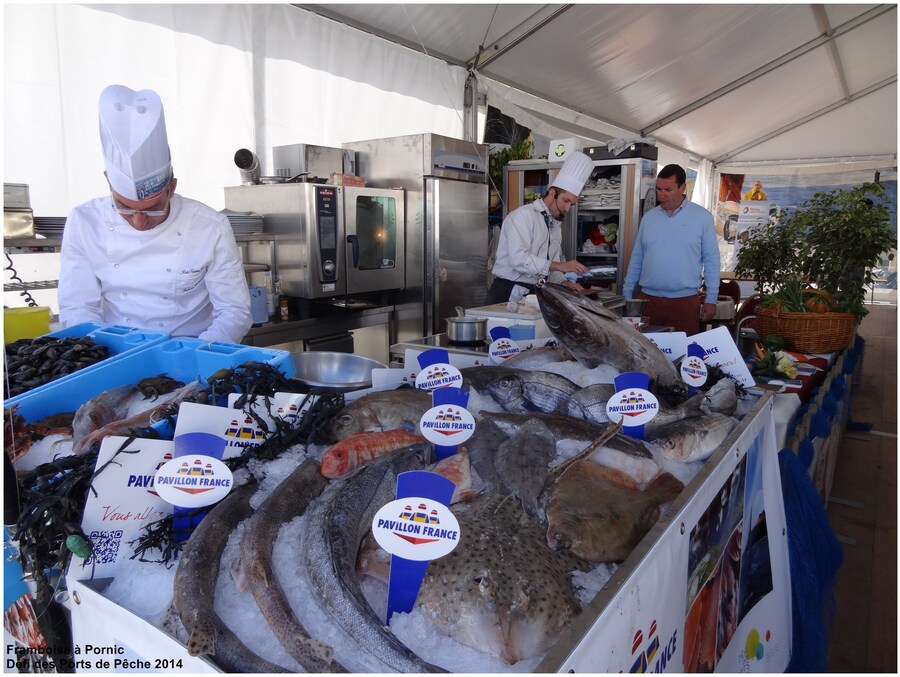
[493,418,557,517]
[500,345,574,369]
[74,380,202,454]
[239,458,344,672]
[173,481,288,673]
[320,429,427,478]
[302,444,445,673]
[536,282,685,400]
[485,371,581,414]
[71,384,137,450]
[647,413,738,463]
[328,389,432,441]
[546,461,684,562]
[417,492,585,665]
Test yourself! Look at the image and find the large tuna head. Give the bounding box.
[536,283,619,355]
[537,283,686,400]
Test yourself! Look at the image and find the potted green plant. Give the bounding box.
[734,181,895,351]
[488,135,534,207]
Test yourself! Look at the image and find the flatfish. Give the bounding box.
[546,461,684,562]
[418,492,584,665]
[494,418,556,517]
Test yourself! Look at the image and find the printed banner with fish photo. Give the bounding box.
[548,399,791,673]
[716,166,897,273]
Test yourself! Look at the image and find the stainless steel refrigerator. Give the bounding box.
[346,134,489,343]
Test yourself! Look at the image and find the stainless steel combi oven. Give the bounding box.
[224,183,405,299]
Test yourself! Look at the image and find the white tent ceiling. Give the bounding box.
[298,3,898,167]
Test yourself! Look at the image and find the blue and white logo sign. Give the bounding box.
[415,348,463,390]
[488,325,520,363]
[419,405,476,446]
[154,454,234,507]
[372,497,461,561]
[606,388,660,426]
[680,354,709,386]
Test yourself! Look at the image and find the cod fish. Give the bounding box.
[71,384,137,449]
[173,481,288,673]
[647,413,738,463]
[486,371,581,414]
[546,462,684,562]
[302,444,445,673]
[328,389,432,441]
[418,492,585,665]
[239,459,345,673]
[320,429,427,478]
[536,283,685,399]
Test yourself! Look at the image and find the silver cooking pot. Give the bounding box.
[446,307,487,343]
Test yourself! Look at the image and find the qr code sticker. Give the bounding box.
[85,530,124,565]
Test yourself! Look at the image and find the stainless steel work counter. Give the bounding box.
[241,302,394,348]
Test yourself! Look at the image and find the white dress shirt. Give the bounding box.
[491,198,567,286]
[58,194,252,343]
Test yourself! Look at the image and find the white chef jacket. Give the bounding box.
[491,198,567,287]
[58,194,252,344]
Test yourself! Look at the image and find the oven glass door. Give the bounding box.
[344,186,405,294]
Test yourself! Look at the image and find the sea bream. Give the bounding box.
[328,389,432,441]
[239,458,344,673]
[485,371,581,414]
[536,282,685,400]
[302,444,445,673]
[417,492,586,665]
[546,461,684,562]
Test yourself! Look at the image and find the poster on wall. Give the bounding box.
[715,167,897,274]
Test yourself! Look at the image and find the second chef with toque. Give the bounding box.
[487,151,594,304]
[58,85,252,344]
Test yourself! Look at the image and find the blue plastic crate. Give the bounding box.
[5,323,170,407]
[7,338,295,423]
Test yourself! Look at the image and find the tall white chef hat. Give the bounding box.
[551,151,593,196]
[99,85,172,200]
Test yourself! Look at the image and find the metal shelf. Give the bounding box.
[4,280,58,292]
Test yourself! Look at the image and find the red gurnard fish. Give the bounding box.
[320,429,426,479]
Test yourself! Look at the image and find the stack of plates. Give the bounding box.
[220,209,264,235]
[33,216,67,236]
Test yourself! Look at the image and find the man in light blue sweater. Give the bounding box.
[622,164,720,334]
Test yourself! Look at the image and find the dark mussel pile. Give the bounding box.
[4,336,110,398]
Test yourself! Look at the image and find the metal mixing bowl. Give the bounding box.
[290,351,386,391]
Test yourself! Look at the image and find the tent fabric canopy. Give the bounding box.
[3,3,896,218]
[299,3,898,167]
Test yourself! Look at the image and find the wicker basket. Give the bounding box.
[754,304,857,353]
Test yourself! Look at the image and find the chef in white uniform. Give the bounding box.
[487,151,594,304]
[58,85,252,344]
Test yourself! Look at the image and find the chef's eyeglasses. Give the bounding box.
[110,190,171,217]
